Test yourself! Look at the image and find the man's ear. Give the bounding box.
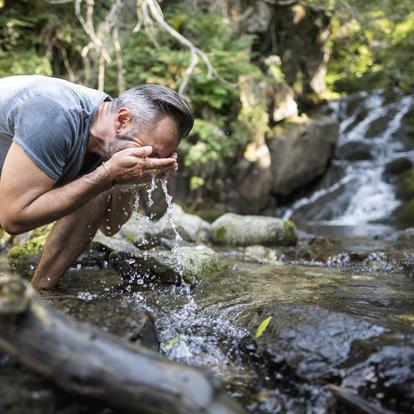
[114,107,133,134]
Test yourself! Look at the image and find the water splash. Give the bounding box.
[161,179,184,278]
[146,174,157,208]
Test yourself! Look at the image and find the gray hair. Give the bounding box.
[112,84,194,139]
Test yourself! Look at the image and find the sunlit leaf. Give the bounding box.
[256,317,272,338]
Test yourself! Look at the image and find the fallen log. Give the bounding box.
[0,275,246,414]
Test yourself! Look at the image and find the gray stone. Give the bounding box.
[110,245,222,285]
[268,116,339,195]
[92,230,139,254]
[211,213,297,246]
[158,204,211,243]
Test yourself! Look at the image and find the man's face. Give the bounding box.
[109,115,180,159]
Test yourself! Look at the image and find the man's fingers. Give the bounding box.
[127,146,153,158]
[144,157,177,169]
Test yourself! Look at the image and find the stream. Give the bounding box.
[1,90,414,414]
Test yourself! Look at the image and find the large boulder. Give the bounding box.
[211,213,297,246]
[243,304,385,381]
[158,204,211,243]
[233,153,273,214]
[267,115,339,194]
[110,245,222,285]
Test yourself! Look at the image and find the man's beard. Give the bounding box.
[106,133,136,158]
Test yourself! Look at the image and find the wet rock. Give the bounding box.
[139,184,168,219]
[244,246,283,264]
[211,213,297,247]
[296,236,339,262]
[158,203,211,243]
[243,304,385,382]
[119,214,161,248]
[291,177,359,222]
[268,116,338,195]
[110,245,222,285]
[341,346,414,412]
[336,141,373,161]
[92,230,139,254]
[365,115,390,138]
[384,157,413,180]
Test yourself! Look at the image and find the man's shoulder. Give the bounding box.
[2,75,108,110]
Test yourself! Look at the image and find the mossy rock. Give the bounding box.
[211,213,297,247]
[7,224,53,277]
[110,245,222,285]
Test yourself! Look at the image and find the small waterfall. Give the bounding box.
[284,90,414,226]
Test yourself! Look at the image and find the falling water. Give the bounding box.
[283,90,414,226]
[160,179,184,278]
[146,174,157,208]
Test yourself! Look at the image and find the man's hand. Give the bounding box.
[105,146,177,185]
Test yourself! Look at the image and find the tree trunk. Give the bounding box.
[0,276,245,414]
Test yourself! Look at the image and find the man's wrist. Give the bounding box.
[83,164,113,192]
[101,162,114,186]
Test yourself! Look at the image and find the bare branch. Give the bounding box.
[144,0,237,95]
[113,26,125,93]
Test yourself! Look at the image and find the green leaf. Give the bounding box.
[256,316,272,338]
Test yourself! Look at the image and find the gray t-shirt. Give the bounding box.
[0,75,110,185]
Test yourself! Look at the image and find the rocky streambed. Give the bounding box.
[1,207,414,414]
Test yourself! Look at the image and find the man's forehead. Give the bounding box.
[142,116,180,157]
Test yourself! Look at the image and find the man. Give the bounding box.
[0,75,193,288]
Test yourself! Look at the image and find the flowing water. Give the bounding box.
[283,90,414,233]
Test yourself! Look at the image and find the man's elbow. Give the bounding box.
[0,215,30,235]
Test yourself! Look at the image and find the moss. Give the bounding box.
[396,199,414,226]
[7,224,52,276]
[213,227,227,244]
[282,220,298,245]
[403,169,414,195]
[0,229,13,250]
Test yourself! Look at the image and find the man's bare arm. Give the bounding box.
[0,143,176,235]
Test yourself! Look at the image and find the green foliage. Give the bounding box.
[0,2,258,195]
[0,0,86,79]
[327,0,414,93]
[105,6,255,189]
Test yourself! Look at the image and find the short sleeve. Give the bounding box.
[11,96,75,181]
